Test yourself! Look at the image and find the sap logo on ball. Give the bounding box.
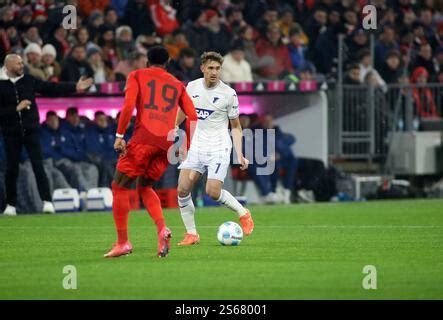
[196,108,214,120]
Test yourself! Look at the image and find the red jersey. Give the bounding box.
[117,67,197,150]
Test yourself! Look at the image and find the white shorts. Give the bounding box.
[178,149,231,182]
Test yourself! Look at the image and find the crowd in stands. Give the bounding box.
[0,0,440,85]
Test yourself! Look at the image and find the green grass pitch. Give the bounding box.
[0,199,442,300]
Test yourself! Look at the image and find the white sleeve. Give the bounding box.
[227,90,239,120]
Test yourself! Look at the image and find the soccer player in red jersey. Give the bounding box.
[104,46,197,258]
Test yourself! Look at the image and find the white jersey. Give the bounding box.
[186,78,239,153]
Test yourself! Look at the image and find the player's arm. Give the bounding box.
[175,107,187,128]
[178,87,198,149]
[230,117,249,170]
[115,72,139,154]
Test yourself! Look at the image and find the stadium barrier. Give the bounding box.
[327,83,443,160]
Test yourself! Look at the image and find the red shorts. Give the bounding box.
[116,142,169,180]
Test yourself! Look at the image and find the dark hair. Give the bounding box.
[358,49,371,61]
[200,51,224,65]
[147,45,170,66]
[347,63,360,71]
[66,107,79,117]
[94,111,105,118]
[70,44,86,54]
[385,49,401,60]
[46,111,57,118]
[225,6,241,19]
[179,47,196,59]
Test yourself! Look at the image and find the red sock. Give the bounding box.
[138,185,165,233]
[112,181,130,244]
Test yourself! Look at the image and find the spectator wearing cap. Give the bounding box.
[374,25,399,69]
[182,9,209,55]
[238,24,275,79]
[87,10,105,42]
[115,25,136,61]
[168,47,201,82]
[287,26,308,70]
[221,40,253,82]
[206,9,233,56]
[60,45,94,82]
[345,28,369,64]
[410,43,438,81]
[134,32,162,54]
[121,0,155,38]
[87,46,115,83]
[79,0,111,18]
[22,25,43,47]
[297,61,316,81]
[410,66,439,118]
[40,44,62,81]
[114,51,148,81]
[380,49,403,84]
[255,24,293,80]
[104,6,120,29]
[23,43,46,80]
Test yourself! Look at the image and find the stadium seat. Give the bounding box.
[86,188,113,211]
[52,188,80,212]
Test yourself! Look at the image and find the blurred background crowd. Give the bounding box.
[0,0,441,85]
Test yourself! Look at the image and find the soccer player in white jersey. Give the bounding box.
[175,51,254,245]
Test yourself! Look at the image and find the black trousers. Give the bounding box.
[3,131,51,207]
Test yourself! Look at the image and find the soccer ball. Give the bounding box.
[217,221,243,246]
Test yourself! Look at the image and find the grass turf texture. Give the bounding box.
[0,200,442,300]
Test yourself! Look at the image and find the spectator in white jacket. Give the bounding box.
[221,40,253,83]
[358,48,387,92]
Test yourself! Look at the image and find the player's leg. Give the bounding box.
[104,169,136,258]
[137,147,175,257]
[206,160,254,236]
[177,168,202,245]
[105,141,143,258]
[136,176,172,257]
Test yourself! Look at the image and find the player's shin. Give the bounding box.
[138,185,166,233]
[178,194,197,234]
[217,189,247,217]
[111,181,131,244]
